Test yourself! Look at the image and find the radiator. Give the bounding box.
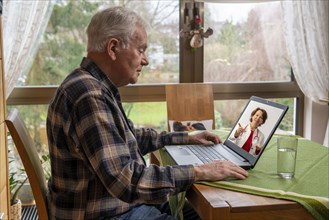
[22,205,38,220]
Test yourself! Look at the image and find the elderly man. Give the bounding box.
[47,6,248,220]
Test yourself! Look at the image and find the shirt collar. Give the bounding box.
[80,57,119,96]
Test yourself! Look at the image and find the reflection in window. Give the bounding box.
[204,1,291,83]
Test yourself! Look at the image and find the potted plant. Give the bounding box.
[9,152,51,219]
[9,170,27,220]
[8,146,28,220]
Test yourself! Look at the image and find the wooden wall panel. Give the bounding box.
[0,13,10,219]
[0,187,8,219]
[0,124,8,219]
[0,124,8,190]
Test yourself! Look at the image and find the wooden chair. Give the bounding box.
[166,83,215,131]
[150,83,215,165]
[5,109,49,220]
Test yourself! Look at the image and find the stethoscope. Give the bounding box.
[253,129,260,141]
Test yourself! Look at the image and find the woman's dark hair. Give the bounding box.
[250,107,268,125]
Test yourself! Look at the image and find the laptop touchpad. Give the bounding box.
[176,148,191,155]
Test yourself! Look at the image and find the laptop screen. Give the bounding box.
[224,96,288,167]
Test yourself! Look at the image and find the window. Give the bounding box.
[123,102,167,131]
[203,1,290,82]
[7,0,303,144]
[20,0,180,86]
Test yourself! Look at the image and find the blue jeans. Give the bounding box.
[109,202,200,220]
[111,204,175,220]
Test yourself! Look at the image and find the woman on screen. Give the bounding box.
[229,107,268,156]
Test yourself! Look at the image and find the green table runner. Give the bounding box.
[160,130,329,220]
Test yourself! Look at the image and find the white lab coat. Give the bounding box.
[229,124,265,156]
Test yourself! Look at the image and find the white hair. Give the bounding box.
[86,6,148,52]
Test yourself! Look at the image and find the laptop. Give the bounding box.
[165,96,289,169]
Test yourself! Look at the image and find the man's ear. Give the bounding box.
[107,38,120,59]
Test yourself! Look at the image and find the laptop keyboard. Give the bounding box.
[185,145,226,163]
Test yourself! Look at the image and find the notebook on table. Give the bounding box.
[165,96,289,169]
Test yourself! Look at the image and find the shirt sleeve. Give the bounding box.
[71,91,195,204]
[133,125,189,155]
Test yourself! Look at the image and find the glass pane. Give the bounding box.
[20,1,179,86]
[204,1,291,83]
[135,1,180,84]
[214,98,295,133]
[123,102,167,132]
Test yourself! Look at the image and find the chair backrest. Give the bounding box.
[166,83,215,131]
[5,109,49,220]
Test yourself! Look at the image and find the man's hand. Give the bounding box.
[194,160,249,181]
[188,131,222,145]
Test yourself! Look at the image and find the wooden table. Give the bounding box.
[186,183,314,220]
[156,131,327,219]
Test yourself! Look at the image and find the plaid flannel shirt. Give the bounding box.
[46,57,195,219]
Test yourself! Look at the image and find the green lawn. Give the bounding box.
[124,102,168,131]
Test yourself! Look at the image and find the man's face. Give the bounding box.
[114,26,149,86]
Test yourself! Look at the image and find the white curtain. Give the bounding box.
[3,0,53,99]
[281,0,329,146]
